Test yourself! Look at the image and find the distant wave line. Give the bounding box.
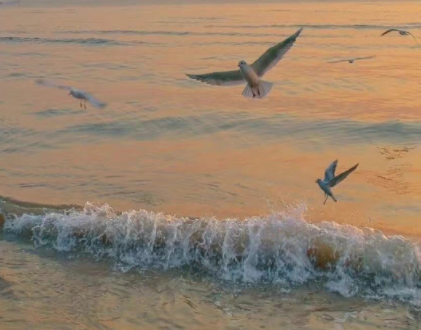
[204,23,421,30]
[0,36,155,46]
[59,29,280,38]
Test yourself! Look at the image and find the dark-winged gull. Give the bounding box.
[186,28,303,99]
[328,56,376,64]
[381,29,418,43]
[315,160,359,204]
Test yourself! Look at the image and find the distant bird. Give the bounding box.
[381,29,418,43]
[315,160,359,204]
[328,56,376,64]
[186,28,303,99]
[35,79,107,109]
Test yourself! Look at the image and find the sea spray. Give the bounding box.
[3,202,421,305]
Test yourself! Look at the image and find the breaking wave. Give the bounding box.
[3,202,421,305]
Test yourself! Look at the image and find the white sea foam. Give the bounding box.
[3,202,421,305]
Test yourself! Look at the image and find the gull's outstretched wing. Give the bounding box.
[329,55,375,63]
[85,93,107,109]
[251,27,303,77]
[381,29,400,36]
[328,59,351,64]
[407,32,419,44]
[324,160,338,182]
[35,79,72,91]
[328,163,359,188]
[186,71,244,86]
[354,55,376,61]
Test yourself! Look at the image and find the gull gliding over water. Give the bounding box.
[328,56,376,64]
[316,160,359,204]
[35,79,107,109]
[381,29,418,43]
[186,28,303,99]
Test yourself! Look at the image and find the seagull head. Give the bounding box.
[315,178,322,184]
[238,60,247,68]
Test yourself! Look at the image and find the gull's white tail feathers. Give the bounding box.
[242,80,273,99]
[258,80,273,99]
[242,85,254,98]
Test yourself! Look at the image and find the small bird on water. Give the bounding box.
[328,56,376,64]
[381,29,418,43]
[316,160,359,204]
[186,28,303,99]
[35,79,107,109]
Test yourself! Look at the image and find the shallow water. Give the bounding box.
[1,0,421,328]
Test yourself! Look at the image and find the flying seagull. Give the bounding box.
[315,160,359,204]
[35,79,107,109]
[381,29,418,43]
[186,27,303,99]
[328,56,376,64]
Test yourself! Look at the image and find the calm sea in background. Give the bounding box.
[1,0,421,329]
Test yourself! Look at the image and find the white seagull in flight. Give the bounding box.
[186,27,303,99]
[328,56,376,64]
[35,79,107,109]
[381,29,418,43]
[316,160,359,204]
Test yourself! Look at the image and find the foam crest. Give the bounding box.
[3,202,421,305]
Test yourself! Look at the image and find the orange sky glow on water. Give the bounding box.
[0,1,421,236]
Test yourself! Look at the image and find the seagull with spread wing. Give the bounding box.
[315,160,359,204]
[186,28,303,99]
[35,79,107,109]
[381,29,418,43]
[328,56,376,64]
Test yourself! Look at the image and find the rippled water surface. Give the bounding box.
[1,0,421,328]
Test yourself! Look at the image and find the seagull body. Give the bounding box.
[186,27,303,99]
[316,160,359,204]
[35,79,107,109]
[328,56,376,64]
[381,29,418,43]
[237,60,273,98]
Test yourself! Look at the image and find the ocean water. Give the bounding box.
[1,0,421,328]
